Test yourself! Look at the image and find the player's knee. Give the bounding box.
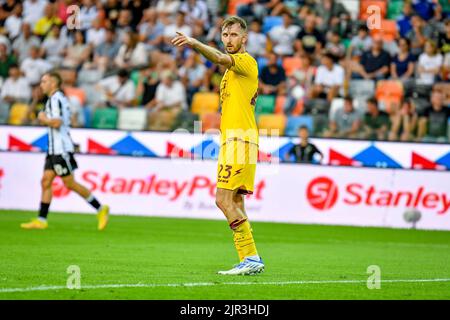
[41,177,52,189]
[215,196,234,213]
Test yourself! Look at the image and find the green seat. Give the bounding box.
[130,70,140,87]
[255,95,276,115]
[92,108,118,129]
[387,0,403,19]
[341,38,351,50]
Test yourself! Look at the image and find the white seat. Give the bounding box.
[339,0,360,20]
[329,98,345,119]
[118,108,147,131]
[349,79,376,98]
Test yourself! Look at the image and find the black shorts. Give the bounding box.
[44,153,78,177]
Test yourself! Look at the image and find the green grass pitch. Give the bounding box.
[0,210,449,300]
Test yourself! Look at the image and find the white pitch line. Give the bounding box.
[1,278,450,294]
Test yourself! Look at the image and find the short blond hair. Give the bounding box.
[221,16,247,32]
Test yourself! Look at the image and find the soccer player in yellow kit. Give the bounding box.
[172,16,264,275]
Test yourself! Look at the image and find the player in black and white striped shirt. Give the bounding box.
[21,72,110,230]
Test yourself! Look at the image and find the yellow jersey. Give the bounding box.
[219,52,259,146]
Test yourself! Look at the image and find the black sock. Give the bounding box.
[39,202,50,219]
[86,194,101,210]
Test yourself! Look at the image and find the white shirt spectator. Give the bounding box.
[179,0,209,27]
[42,35,69,67]
[79,4,98,30]
[179,63,207,84]
[114,42,148,68]
[417,53,443,85]
[23,0,48,27]
[1,77,32,102]
[247,31,267,58]
[86,28,106,47]
[163,23,192,39]
[12,35,41,63]
[268,24,300,56]
[5,14,23,40]
[20,57,52,85]
[98,76,136,104]
[155,80,186,109]
[156,0,181,16]
[315,64,345,87]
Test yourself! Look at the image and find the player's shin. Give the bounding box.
[230,219,259,261]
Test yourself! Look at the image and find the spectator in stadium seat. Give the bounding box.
[20,45,52,86]
[33,3,62,38]
[23,0,48,28]
[115,9,133,42]
[12,22,41,63]
[412,0,437,21]
[62,30,92,69]
[323,96,362,138]
[179,51,207,106]
[418,90,450,143]
[443,52,450,81]
[417,40,443,85]
[406,14,434,57]
[294,14,325,57]
[391,38,415,81]
[0,42,17,80]
[86,19,106,47]
[179,0,209,31]
[0,0,16,27]
[259,52,287,96]
[284,126,323,164]
[246,19,267,58]
[309,52,344,102]
[147,70,186,131]
[138,8,165,51]
[114,31,148,69]
[268,12,300,56]
[361,98,390,140]
[347,25,373,59]
[351,38,391,80]
[397,1,414,38]
[325,31,345,61]
[79,0,98,32]
[89,27,121,72]
[4,2,23,40]
[438,19,450,55]
[0,64,32,105]
[156,0,181,17]
[137,63,161,107]
[96,69,137,109]
[314,0,349,33]
[389,99,419,141]
[162,11,192,53]
[40,24,68,67]
[205,16,225,46]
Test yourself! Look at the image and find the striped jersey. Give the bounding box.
[45,90,74,155]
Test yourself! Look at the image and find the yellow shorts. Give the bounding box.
[216,139,258,195]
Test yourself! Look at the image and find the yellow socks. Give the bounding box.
[231,219,258,262]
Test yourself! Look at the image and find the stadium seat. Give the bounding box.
[349,79,375,98]
[255,95,276,115]
[64,86,86,106]
[227,0,252,15]
[92,108,118,129]
[200,112,221,133]
[376,80,404,99]
[359,0,387,20]
[274,95,286,114]
[257,56,268,74]
[282,56,303,76]
[258,114,286,136]
[291,99,304,116]
[378,95,401,113]
[191,92,220,115]
[387,0,404,19]
[285,115,314,136]
[329,98,345,120]
[117,108,147,131]
[370,19,398,41]
[312,113,329,136]
[171,110,199,132]
[262,16,283,34]
[8,103,29,125]
[77,69,104,85]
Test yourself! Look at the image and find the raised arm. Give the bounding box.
[171,32,233,68]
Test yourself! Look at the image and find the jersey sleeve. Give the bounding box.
[229,53,258,78]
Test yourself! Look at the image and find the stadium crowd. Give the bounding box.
[0,0,449,142]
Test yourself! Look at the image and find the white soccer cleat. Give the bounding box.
[218,257,265,275]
